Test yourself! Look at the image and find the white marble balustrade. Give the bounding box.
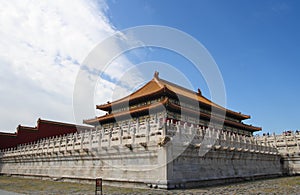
[0,118,279,158]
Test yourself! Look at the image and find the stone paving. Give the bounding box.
[0,176,299,195]
[0,190,22,195]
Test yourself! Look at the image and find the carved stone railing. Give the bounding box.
[256,132,300,155]
[165,120,278,155]
[0,119,280,159]
[0,118,164,159]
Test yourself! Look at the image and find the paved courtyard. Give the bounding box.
[0,175,299,194]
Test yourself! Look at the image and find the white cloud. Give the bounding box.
[0,0,139,132]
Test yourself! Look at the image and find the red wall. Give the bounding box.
[0,119,94,150]
[36,121,79,140]
[16,127,40,146]
[0,133,18,149]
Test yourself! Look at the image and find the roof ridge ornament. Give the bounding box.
[197,88,202,96]
[153,71,163,87]
[154,71,159,80]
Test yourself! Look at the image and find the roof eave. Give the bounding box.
[85,98,169,126]
[96,88,166,111]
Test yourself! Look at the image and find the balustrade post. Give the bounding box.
[253,138,257,152]
[108,129,112,147]
[89,130,93,150]
[47,139,50,154]
[131,127,135,144]
[230,132,234,146]
[23,143,26,155]
[293,133,299,149]
[52,139,55,153]
[255,137,259,151]
[136,119,140,134]
[261,139,265,151]
[27,143,30,154]
[119,126,123,145]
[39,139,42,151]
[268,141,271,152]
[183,122,187,134]
[40,140,44,153]
[250,137,254,151]
[208,128,211,138]
[65,135,71,152]
[59,136,62,152]
[273,133,277,148]
[18,145,21,156]
[213,128,217,139]
[250,136,254,150]
[146,120,150,143]
[73,133,76,151]
[165,120,169,136]
[216,129,220,141]
[98,131,102,148]
[260,140,263,152]
[128,121,131,136]
[162,120,168,137]
[80,134,84,150]
[18,144,24,154]
[199,126,203,137]
[284,134,288,152]
[189,124,193,135]
[177,122,181,139]
[237,134,241,148]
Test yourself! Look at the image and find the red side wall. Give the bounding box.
[0,133,18,149]
[36,122,79,139]
[0,120,93,150]
[15,128,39,146]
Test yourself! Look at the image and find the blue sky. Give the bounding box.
[0,0,299,134]
[105,0,300,134]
